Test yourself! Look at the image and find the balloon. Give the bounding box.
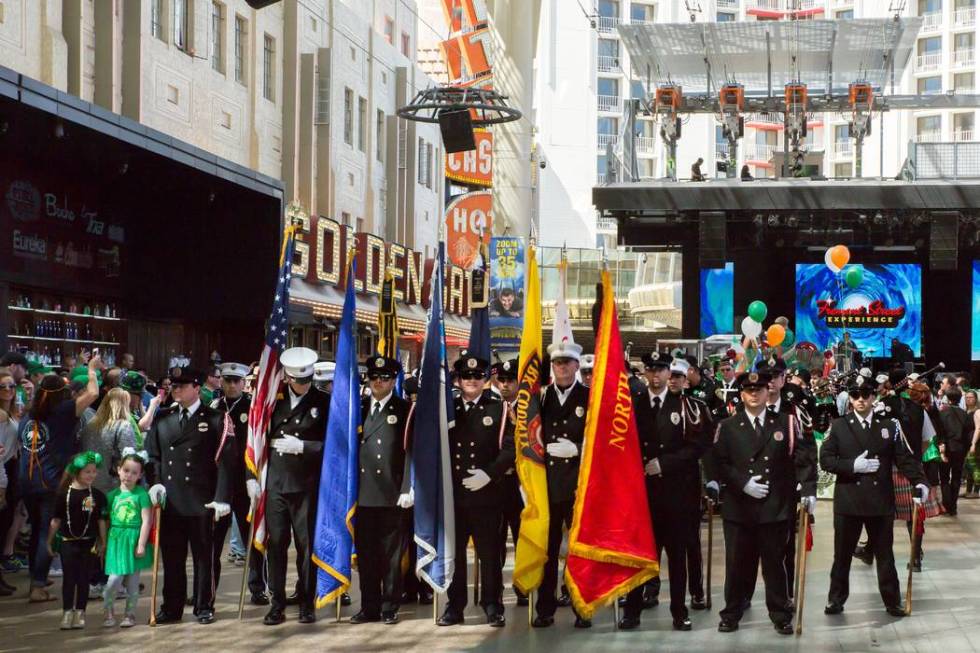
[766,324,786,347]
[845,265,864,289]
[747,300,768,323]
[774,315,789,327]
[741,316,762,339]
[830,244,850,271]
[782,328,795,348]
[824,247,841,273]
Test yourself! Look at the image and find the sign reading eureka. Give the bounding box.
[816,299,905,328]
[291,214,474,317]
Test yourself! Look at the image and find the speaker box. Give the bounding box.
[244,0,282,8]
[699,211,726,268]
[438,109,476,153]
[930,211,959,270]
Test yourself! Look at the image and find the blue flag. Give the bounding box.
[312,259,360,607]
[413,242,456,592]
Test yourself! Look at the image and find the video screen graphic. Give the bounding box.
[700,263,734,338]
[795,263,921,358]
[972,261,980,360]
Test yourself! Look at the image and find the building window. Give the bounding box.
[836,9,854,19]
[630,80,646,100]
[344,88,353,145]
[954,112,975,139]
[717,12,736,22]
[151,0,164,40]
[426,142,433,188]
[173,0,189,51]
[401,32,411,57]
[418,138,427,185]
[834,162,852,177]
[211,2,225,73]
[376,109,385,162]
[916,115,942,141]
[341,212,351,227]
[918,36,942,55]
[358,96,367,152]
[234,16,247,84]
[263,34,276,101]
[919,0,942,14]
[834,124,849,143]
[918,76,942,94]
[631,3,656,23]
[955,71,975,91]
[384,16,395,45]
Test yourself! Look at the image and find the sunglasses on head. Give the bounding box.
[849,388,874,399]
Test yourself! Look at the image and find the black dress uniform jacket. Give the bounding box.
[449,394,515,507]
[713,410,817,525]
[146,403,234,516]
[541,382,590,504]
[262,387,331,493]
[819,413,926,516]
[211,393,252,501]
[359,394,411,507]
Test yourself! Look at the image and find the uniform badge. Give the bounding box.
[774,431,784,441]
[311,408,319,418]
[575,406,585,418]
[881,428,890,439]
[240,413,248,424]
[503,361,511,371]
[670,412,680,425]
[197,422,208,432]
[483,416,493,426]
[387,415,397,425]
[468,359,477,369]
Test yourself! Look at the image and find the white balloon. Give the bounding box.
[741,316,762,339]
[825,247,842,273]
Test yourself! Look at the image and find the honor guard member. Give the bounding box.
[532,340,592,630]
[620,355,711,631]
[146,368,235,625]
[580,354,596,388]
[819,377,928,617]
[210,362,268,605]
[437,353,515,628]
[350,355,412,626]
[490,359,526,606]
[713,371,817,635]
[713,357,742,421]
[252,347,331,627]
[313,361,335,394]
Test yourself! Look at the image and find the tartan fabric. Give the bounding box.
[893,469,943,521]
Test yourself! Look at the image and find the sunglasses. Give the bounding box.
[368,374,394,381]
[0,384,15,390]
[459,372,485,380]
[848,389,874,399]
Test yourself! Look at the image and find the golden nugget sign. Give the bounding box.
[290,215,472,317]
[446,130,492,187]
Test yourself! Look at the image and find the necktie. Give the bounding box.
[466,401,475,412]
[754,416,764,439]
[651,396,661,417]
[372,402,381,417]
[180,409,188,429]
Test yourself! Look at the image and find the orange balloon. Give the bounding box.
[766,324,786,347]
[830,245,850,271]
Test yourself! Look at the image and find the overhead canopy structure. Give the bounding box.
[619,18,922,96]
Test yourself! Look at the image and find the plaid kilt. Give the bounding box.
[893,469,944,521]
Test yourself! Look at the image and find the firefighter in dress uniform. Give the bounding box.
[713,371,817,636]
[146,368,235,625]
[620,355,712,631]
[209,362,268,606]
[249,347,330,626]
[349,356,413,625]
[437,353,515,628]
[531,340,592,630]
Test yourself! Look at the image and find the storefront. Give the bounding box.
[0,67,283,377]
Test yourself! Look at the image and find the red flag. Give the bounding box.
[564,269,659,619]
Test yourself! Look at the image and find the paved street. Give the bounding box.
[3,499,980,652]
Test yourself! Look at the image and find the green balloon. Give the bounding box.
[782,328,795,348]
[845,266,864,289]
[747,300,768,323]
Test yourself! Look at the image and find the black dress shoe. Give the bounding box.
[263,608,286,626]
[154,610,182,624]
[185,596,196,607]
[574,616,592,629]
[418,592,434,605]
[250,592,270,606]
[285,591,301,606]
[400,592,417,604]
[436,610,463,626]
[690,597,707,610]
[741,599,751,611]
[197,610,216,625]
[673,617,693,631]
[886,605,908,618]
[531,615,554,628]
[641,588,659,609]
[341,592,352,606]
[618,615,641,630]
[382,610,399,625]
[350,611,381,624]
[617,595,627,607]
[774,621,794,635]
[0,577,15,592]
[515,591,529,607]
[824,603,844,615]
[488,612,506,627]
[298,609,316,624]
[556,592,572,607]
[718,619,739,633]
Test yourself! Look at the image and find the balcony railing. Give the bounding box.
[747,0,782,9]
[597,173,607,184]
[716,142,730,159]
[636,136,656,152]
[832,0,854,6]
[833,141,853,157]
[598,133,620,149]
[954,49,975,68]
[954,129,975,142]
[916,131,942,143]
[597,94,622,112]
[746,112,783,126]
[597,15,621,33]
[954,7,977,27]
[743,143,776,162]
[916,52,943,71]
[597,55,621,72]
[921,11,943,31]
[717,0,739,8]
[630,16,656,25]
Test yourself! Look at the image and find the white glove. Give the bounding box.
[272,434,304,455]
[705,480,720,502]
[801,496,817,515]
[397,488,415,509]
[246,479,261,501]
[852,450,880,474]
[205,501,231,521]
[546,437,578,459]
[462,468,491,491]
[148,484,167,506]
[743,475,769,499]
[914,483,930,504]
[644,458,662,476]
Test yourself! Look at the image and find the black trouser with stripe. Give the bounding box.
[828,513,901,608]
[212,492,265,596]
[266,489,316,612]
[160,512,215,617]
[356,506,404,615]
[447,504,503,616]
[535,500,576,618]
[719,519,793,625]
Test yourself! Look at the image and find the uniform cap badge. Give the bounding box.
[748,373,759,383]
[375,358,384,368]
[468,359,477,369]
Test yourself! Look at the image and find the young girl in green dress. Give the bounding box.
[102,449,152,627]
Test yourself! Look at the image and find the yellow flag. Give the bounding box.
[513,245,550,593]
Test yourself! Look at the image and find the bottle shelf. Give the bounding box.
[7,335,120,346]
[6,306,124,321]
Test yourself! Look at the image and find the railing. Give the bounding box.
[597,94,622,112]
[832,0,853,6]
[636,136,656,152]
[597,173,607,184]
[596,217,618,232]
[916,131,942,143]
[747,0,782,9]
[630,17,656,25]
[909,140,980,179]
[954,129,975,142]
[743,143,776,161]
[954,7,976,26]
[916,53,943,71]
[833,141,853,157]
[717,0,739,8]
[716,142,730,159]
[746,112,783,125]
[954,49,975,67]
[597,55,621,72]
[598,133,620,149]
[921,11,943,30]
[597,15,621,33]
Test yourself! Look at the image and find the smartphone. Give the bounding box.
[92,348,100,357]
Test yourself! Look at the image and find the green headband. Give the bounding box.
[66,450,103,474]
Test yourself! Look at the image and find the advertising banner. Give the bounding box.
[489,236,524,351]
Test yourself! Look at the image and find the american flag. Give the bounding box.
[245,224,297,552]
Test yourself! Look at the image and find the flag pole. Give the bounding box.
[336,596,342,623]
[528,589,533,627]
[705,498,714,610]
[433,592,439,624]
[238,503,258,620]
